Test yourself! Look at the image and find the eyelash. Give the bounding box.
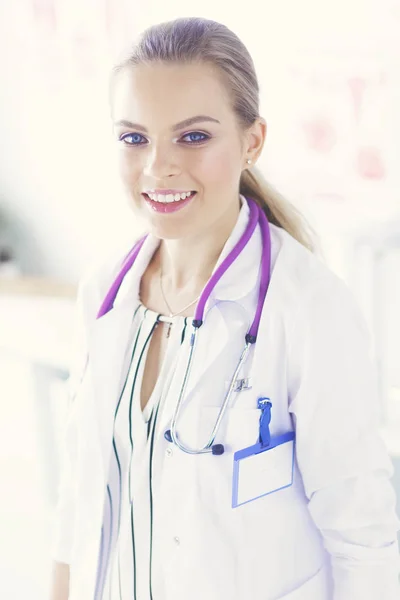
[119,131,210,146]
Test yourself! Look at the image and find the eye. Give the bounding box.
[181,131,210,144]
[119,132,147,146]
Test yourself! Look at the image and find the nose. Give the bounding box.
[143,144,181,179]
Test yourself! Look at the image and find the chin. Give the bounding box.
[149,223,193,241]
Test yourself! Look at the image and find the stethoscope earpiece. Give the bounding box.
[164,430,173,443]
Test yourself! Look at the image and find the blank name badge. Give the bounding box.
[232,431,295,508]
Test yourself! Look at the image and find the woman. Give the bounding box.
[50,17,400,600]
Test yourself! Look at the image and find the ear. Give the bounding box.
[243,117,267,166]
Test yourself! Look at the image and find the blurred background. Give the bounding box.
[0,1,399,597]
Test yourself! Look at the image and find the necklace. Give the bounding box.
[159,270,201,338]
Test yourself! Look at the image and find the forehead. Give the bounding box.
[111,61,235,128]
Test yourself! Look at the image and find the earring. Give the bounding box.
[246,159,252,165]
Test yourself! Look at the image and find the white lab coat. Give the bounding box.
[52,199,400,599]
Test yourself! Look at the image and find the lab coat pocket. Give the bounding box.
[278,564,330,599]
[199,406,260,454]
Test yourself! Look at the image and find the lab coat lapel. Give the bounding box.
[87,302,134,478]
[182,300,246,396]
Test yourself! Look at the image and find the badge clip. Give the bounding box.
[257,397,272,449]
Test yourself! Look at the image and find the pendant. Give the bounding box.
[166,322,172,339]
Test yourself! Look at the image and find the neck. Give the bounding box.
[157,200,241,292]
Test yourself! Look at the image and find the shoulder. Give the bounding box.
[269,224,367,338]
[270,223,339,296]
[76,242,137,323]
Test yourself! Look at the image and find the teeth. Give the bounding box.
[147,191,193,203]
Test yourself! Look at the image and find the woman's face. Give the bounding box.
[111,61,264,240]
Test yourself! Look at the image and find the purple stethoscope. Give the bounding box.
[96,197,271,456]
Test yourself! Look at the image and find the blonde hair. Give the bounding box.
[112,17,315,252]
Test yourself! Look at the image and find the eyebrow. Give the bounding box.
[113,115,221,133]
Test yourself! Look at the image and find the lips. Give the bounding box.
[142,191,197,214]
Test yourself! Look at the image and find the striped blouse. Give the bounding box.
[97,303,189,600]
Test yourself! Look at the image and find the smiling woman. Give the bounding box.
[109,27,314,252]
[110,58,265,246]
[51,16,400,600]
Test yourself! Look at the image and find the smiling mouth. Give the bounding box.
[142,191,197,214]
[143,191,196,203]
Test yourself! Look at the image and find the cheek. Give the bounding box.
[193,144,241,186]
[118,152,141,187]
